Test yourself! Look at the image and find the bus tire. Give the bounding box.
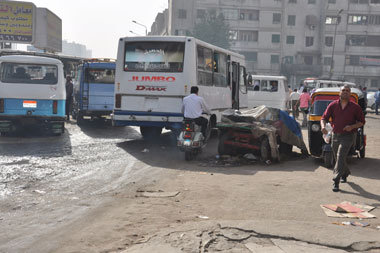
[140,126,162,139]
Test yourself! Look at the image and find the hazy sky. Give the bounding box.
[16,0,168,58]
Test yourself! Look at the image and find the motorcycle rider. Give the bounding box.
[182,86,211,138]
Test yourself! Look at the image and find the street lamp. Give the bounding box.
[329,9,344,79]
[129,30,141,36]
[132,20,147,35]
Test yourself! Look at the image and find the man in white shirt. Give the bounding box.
[290,88,300,119]
[182,86,211,137]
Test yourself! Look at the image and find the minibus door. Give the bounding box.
[231,62,239,109]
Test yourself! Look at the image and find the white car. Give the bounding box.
[367,92,375,110]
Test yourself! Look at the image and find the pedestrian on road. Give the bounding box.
[290,88,300,119]
[299,88,311,127]
[65,75,73,121]
[321,85,365,192]
[374,88,380,115]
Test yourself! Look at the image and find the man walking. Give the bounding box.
[290,88,300,119]
[321,85,365,192]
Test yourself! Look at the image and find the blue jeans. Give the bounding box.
[331,133,354,182]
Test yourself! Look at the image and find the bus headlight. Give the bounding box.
[311,124,320,132]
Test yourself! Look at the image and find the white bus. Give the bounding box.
[113,36,248,138]
[247,75,289,110]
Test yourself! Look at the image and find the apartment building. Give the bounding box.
[150,0,380,89]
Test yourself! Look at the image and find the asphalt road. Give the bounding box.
[0,111,379,252]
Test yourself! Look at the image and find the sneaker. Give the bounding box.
[340,176,347,183]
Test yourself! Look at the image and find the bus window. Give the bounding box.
[124,42,184,72]
[1,63,58,84]
[213,51,228,87]
[239,66,247,93]
[260,80,270,91]
[197,46,213,86]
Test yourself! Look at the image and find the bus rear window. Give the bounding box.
[124,42,184,72]
[1,63,58,85]
[85,68,115,84]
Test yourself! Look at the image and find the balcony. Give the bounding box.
[281,63,323,76]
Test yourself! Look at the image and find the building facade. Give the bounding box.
[150,0,380,89]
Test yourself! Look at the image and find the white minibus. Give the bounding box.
[113,36,248,138]
[0,55,66,135]
[247,75,289,110]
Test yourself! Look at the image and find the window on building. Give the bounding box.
[325,16,341,25]
[240,51,258,62]
[288,15,296,26]
[369,15,380,25]
[370,79,379,88]
[328,0,336,3]
[308,0,316,4]
[324,57,332,65]
[346,35,380,47]
[371,0,380,4]
[221,9,238,20]
[178,9,187,19]
[345,55,360,65]
[289,0,297,3]
[286,36,295,44]
[304,56,313,65]
[229,30,238,40]
[272,34,281,43]
[273,13,281,24]
[240,9,260,21]
[348,15,368,25]
[283,56,294,64]
[349,0,369,3]
[305,36,314,47]
[239,31,259,41]
[271,55,280,64]
[197,9,206,19]
[325,36,333,47]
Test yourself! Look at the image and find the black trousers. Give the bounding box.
[66,97,72,119]
[193,117,208,137]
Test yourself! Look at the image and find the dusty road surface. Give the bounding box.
[1,113,380,253]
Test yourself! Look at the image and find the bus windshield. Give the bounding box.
[85,68,115,84]
[1,63,58,85]
[124,42,185,72]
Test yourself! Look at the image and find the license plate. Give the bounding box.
[23,100,37,108]
[184,139,191,146]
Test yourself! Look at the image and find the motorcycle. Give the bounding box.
[177,117,210,161]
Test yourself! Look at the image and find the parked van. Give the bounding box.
[304,79,356,93]
[247,75,289,110]
[71,59,115,124]
[0,55,66,135]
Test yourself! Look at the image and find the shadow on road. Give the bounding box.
[117,132,319,176]
[340,181,380,207]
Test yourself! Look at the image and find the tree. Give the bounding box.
[192,12,231,50]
